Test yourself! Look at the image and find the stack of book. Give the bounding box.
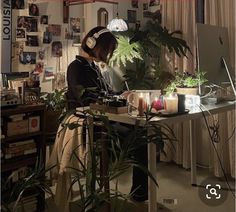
[3,139,36,159]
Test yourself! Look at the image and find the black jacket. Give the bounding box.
[66,55,112,109]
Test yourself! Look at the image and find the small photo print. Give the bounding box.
[70,18,80,33]
[29,3,39,16]
[143,3,148,11]
[65,28,73,40]
[19,52,36,64]
[40,15,48,25]
[149,0,160,7]
[73,35,81,45]
[12,0,25,9]
[26,35,39,46]
[131,0,138,8]
[48,24,61,36]
[54,72,66,90]
[43,29,52,44]
[127,10,137,23]
[33,62,44,75]
[52,41,62,57]
[38,49,45,60]
[44,67,55,80]
[17,16,38,32]
[16,28,26,40]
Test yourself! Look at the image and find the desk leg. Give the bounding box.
[189,120,197,186]
[148,142,157,212]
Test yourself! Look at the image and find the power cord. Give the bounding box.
[199,105,236,198]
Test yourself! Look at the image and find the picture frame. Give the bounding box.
[23,87,41,104]
[127,10,137,23]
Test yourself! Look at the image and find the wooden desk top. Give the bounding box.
[101,101,236,125]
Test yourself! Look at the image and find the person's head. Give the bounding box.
[81,26,117,63]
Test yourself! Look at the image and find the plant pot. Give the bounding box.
[45,110,62,134]
[176,87,198,95]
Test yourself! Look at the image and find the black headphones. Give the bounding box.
[86,28,110,49]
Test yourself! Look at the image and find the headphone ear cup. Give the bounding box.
[86,36,96,49]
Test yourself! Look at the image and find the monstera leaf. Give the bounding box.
[109,36,143,67]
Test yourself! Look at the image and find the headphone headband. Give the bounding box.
[93,28,110,39]
[86,28,110,49]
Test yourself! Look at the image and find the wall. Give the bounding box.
[6,0,149,93]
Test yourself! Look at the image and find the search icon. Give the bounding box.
[209,188,217,196]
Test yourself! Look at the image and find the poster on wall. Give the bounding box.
[131,0,138,8]
[1,0,12,72]
[127,10,137,23]
[33,62,44,75]
[38,49,46,60]
[40,15,48,25]
[52,41,62,57]
[54,72,66,89]
[12,0,25,9]
[26,35,39,46]
[29,3,39,16]
[43,29,53,44]
[19,52,36,64]
[16,28,26,41]
[44,67,55,80]
[48,24,61,36]
[70,18,80,33]
[17,16,38,32]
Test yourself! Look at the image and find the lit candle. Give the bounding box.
[138,93,144,116]
[164,95,178,114]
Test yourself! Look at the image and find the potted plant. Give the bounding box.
[164,71,208,95]
[109,19,191,90]
[55,107,177,212]
[40,88,67,134]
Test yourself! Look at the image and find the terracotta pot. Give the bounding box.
[176,87,198,95]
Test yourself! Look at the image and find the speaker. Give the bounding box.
[86,29,110,49]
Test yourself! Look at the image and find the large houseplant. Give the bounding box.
[55,106,177,212]
[109,19,191,90]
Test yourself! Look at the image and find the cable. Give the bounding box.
[199,105,236,198]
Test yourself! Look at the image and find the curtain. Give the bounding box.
[161,0,196,74]
[203,0,235,178]
[160,0,235,178]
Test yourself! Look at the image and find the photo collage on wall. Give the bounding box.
[65,17,81,45]
[12,0,66,82]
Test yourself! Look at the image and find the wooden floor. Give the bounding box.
[69,198,172,212]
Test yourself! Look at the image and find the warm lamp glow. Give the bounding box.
[107,17,128,32]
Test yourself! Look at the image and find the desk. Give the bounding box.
[102,101,235,212]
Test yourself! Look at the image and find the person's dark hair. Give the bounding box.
[81,26,117,63]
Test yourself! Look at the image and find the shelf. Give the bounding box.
[1,104,45,116]
[1,155,37,172]
[1,131,43,143]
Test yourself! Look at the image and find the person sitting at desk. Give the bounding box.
[66,26,148,202]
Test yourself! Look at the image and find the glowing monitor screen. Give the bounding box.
[196,23,235,86]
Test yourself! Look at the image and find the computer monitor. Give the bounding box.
[196,23,235,94]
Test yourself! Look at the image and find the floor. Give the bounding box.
[44,162,235,212]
